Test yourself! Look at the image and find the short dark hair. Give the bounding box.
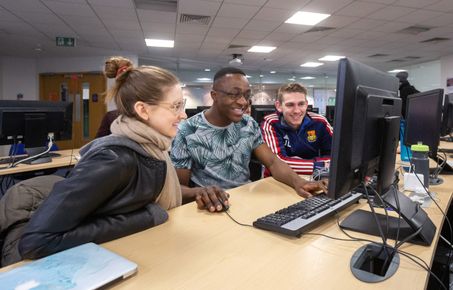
[213,67,246,82]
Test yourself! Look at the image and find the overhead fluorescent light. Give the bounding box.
[285,11,330,26]
[300,76,315,80]
[196,77,211,82]
[246,75,252,78]
[204,68,211,72]
[145,38,174,47]
[388,69,407,73]
[300,62,324,67]
[318,55,345,61]
[248,46,276,53]
[270,71,276,74]
[259,74,264,77]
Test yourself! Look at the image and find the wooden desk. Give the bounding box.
[95,177,452,290]
[0,149,79,176]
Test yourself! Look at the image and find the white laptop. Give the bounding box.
[0,243,137,290]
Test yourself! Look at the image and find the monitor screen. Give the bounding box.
[196,106,211,113]
[251,105,275,125]
[325,105,335,125]
[328,58,401,199]
[440,93,453,137]
[185,108,199,119]
[0,100,72,150]
[404,89,443,156]
[307,106,319,113]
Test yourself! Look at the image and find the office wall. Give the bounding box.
[398,60,441,93]
[0,57,38,100]
[441,55,453,94]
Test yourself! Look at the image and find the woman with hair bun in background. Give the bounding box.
[0,56,187,266]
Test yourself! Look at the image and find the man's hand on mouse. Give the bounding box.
[195,185,230,212]
[294,179,328,198]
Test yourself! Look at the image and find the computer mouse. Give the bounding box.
[219,199,229,211]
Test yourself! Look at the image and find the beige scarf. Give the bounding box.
[110,116,182,210]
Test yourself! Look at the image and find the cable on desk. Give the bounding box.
[397,249,447,290]
[224,210,253,228]
[338,212,448,290]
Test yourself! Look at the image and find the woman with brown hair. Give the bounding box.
[0,57,187,265]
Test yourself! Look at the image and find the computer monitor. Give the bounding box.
[440,93,453,138]
[251,104,275,124]
[404,89,444,158]
[325,105,335,125]
[0,100,72,163]
[185,108,199,119]
[307,106,319,113]
[329,58,435,282]
[196,106,211,113]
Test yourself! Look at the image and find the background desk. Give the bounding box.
[0,149,79,176]
[99,177,453,290]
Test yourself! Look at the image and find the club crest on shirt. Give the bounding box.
[307,130,317,142]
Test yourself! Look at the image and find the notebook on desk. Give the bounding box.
[0,243,137,290]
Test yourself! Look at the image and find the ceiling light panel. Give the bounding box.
[248,45,276,53]
[300,62,324,67]
[318,55,345,61]
[145,38,174,47]
[285,11,330,26]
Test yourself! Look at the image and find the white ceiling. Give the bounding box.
[1,0,453,76]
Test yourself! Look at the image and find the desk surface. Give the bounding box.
[96,177,453,290]
[0,149,79,176]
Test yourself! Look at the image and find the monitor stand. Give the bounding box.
[340,186,436,246]
[24,147,52,165]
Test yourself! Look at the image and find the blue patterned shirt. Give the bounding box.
[171,112,264,189]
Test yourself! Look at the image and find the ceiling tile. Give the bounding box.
[245,19,281,32]
[236,29,268,40]
[393,0,440,8]
[92,6,137,20]
[217,3,261,19]
[320,15,360,28]
[138,10,176,25]
[179,0,221,15]
[367,5,416,21]
[43,1,96,17]
[397,10,446,24]
[265,0,310,10]
[424,0,453,12]
[88,0,135,8]
[302,0,355,14]
[253,7,293,22]
[0,0,50,13]
[346,18,387,30]
[336,1,386,17]
[211,17,249,29]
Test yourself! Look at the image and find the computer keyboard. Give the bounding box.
[253,191,362,237]
[0,155,29,165]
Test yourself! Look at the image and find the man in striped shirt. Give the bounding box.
[261,83,333,176]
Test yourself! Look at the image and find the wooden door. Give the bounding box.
[39,72,107,149]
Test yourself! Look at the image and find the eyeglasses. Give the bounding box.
[156,98,186,115]
[215,89,252,101]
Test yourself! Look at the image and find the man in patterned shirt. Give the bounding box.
[171,67,327,212]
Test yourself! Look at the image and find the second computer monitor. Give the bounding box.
[251,105,276,124]
[404,89,444,157]
[441,93,453,137]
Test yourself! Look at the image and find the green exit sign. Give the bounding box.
[56,37,76,47]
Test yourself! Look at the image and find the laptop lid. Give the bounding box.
[0,243,137,290]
